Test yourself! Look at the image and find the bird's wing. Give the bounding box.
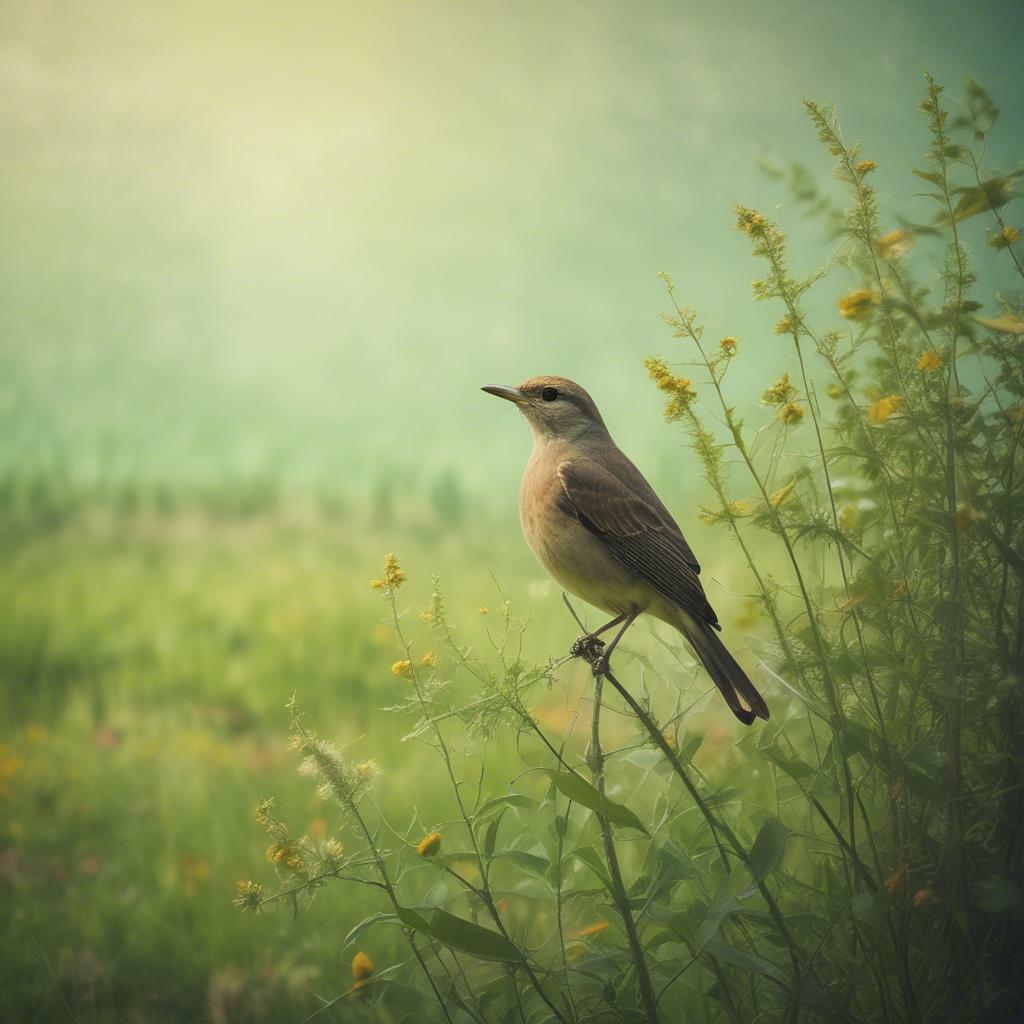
[556,459,719,628]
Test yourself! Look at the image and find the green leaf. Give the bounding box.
[342,911,399,951]
[476,793,536,820]
[396,905,524,963]
[741,817,791,897]
[696,872,748,948]
[544,770,649,835]
[483,818,500,858]
[704,938,788,986]
[569,844,615,892]
[492,849,551,880]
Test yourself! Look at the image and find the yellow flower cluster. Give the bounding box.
[391,659,412,678]
[371,553,406,591]
[1005,225,1021,243]
[420,651,436,668]
[735,206,768,237]
[917,350,942,371]
[856,159,877,174]
[826,383,845,399]
[645,356,697,422]
[266,840,303,871]
[868,395,902,424]
[719,336,738,357]
[838,289,877,321]
[762,373,796,406]
[878,229,913,260]
[773,316,795,335]
[778,402,805,425]
[417,831,443,858]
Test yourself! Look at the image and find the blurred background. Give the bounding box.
[2,1,1022,1020]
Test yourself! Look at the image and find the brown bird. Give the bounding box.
[483,375,768,724]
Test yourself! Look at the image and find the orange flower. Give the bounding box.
[574,920,610,939]
[352,951,375,988]
[885,866,907,896]
[912,889,934,908]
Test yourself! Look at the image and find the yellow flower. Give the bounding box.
[1005,225,1021,243]
[645,357,697,421]
[877,229,913,260]
[324,838,345,860]
[417,831,443,858]
[778,402,804,425]
[662,728,677,753]
[769,480,797,508]
[233,879,263,912]
[762,373,795,406]
[838,289,876,321]
[266,841,303,871]
[719,336,737,356]
[988,224,1021,250]
[352,951,375,987]
[956,504,979,535]
[374,553,405,592]
[856,159,877,174]
[574,920,610,939]
[478,606,489,615]
[773,316,795,335]
[391,659,412,678]
[917,350,942,371]
[735,206,768,237]
[868,395,902,424]
[255,799,274,827]
[838,505,860,534]
[826,383,844,399]
[420,651,436,668]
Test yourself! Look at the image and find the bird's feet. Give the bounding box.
[570,633,605,664]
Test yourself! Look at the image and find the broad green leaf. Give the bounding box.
[342,911,398,951]
[696,871,748,948]
[396,905,523,963]
[483,818,501,858]
[569,844,614,892]
[492,849,551,880]
[704,937,788,986]
[476,793,536,820]
[741,817,791,897]
[544,770,648,835]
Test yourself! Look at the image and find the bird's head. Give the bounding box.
[481,376,607,442]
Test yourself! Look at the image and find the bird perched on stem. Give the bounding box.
[483,375,768,724]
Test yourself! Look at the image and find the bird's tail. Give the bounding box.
[680,619,769,725]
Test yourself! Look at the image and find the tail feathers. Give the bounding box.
[684,621,769,725]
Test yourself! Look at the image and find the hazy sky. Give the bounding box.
[2,0,1022,492]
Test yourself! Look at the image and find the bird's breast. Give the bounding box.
[519,448,653,617]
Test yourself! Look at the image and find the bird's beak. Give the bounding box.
[481,384,528,406]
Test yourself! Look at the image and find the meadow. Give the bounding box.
[3,69,1023,1024]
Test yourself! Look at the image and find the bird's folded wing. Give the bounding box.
[556,459,719,628]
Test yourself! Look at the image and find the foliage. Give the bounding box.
[240,75,1024,1022]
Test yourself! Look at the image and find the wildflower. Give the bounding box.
[912,889,935,908]
[574,920,610,939]
[956,504,979,535]
[417,831,443,858]
[391,659,412,679]
[989,225,1021,250]
[878,229,914,259]
[352,951,375,988]
[838,289,877,321]
[892,579,910,600]
[917,350,942,371]
[356,760,379,780]
[769,481,797,509]
[233,879,263,912]
[478,606,489,615]
[645,356,698,422]
[735,206,768,237]
[266,841,303,871]
[868,395,902,424]
[762,373,795,406]
[420,651,436,668]
[373,553,405,593]
[826,383,844,399]
[839,506,860,533]
[719,336,737,357]
[778,402,805,425]
[255,799,274,827]
[496,898,510,914]
[885,866,907,896]
[856,159,877,175]
[773,316,795,335]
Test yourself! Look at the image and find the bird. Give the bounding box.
[482,375,769,725]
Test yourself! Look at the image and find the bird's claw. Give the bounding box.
[570,633,605,663]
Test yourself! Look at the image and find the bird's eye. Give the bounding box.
[541,387,559,402]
